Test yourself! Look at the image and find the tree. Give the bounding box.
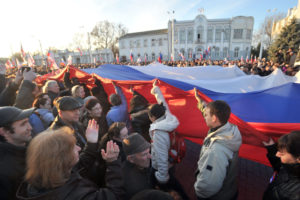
[10,52,23,61]
[69,32,89,51]
[90,21,127,55]
[268,17,300,61]
[252,12,285,48]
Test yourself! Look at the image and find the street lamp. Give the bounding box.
[167,10,175,61]
[259,8,277,59]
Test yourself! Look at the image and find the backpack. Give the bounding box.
[168,130,186,164]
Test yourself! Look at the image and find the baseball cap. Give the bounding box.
[0,106,35,127]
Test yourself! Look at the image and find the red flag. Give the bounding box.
[116,54,119,64]
[77,47,83,56]
[47,52,59,70]
[5,60,14,69]
[67,55,72,65]
[130,51,133,63]
[157,53,162,63]
[171,54,174,62]
[20,44,26,61]
[246,56,249,63]
[200,53,203,61]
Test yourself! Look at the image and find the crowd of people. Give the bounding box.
[0,51,299,200]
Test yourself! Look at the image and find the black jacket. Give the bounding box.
[16,143,124,200]
[0,80,19,106]
[49,116,87,149]
[263,144,300,200]
[122,161,153,200]
[129,91,151,142]
[0,142,26,200]
[15,80,36,109]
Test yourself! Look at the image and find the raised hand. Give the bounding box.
[112,81,117,88]
[101,140,119,162]
[85,119,99,143]
[153,79,158,87]
[262,137,275,146]
[194,87,200,101]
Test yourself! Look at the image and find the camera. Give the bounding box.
[21,66,31,73]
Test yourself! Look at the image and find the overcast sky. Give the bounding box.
[0,0,297,57]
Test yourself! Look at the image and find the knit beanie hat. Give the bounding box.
[122,133,150,156]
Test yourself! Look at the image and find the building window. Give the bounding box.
[215,29,222,42]
[207,28,213,42]
[234,47,239,57]
[215,47,220,57]
[179,29,186,44]
[246,29,252,40]
[130,40,134,48]
[233,29,243,39]
[197,26,204,42]
[152,53,155,60]
[159,38,163,46]
[144,39,147,47]
[151,39,155,46]
[224,29,230,42]
[187,28,193,44]
[136,40,140,48]
[223,47,228,58]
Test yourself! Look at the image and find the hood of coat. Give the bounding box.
[205,122,242,152]
[149,112,179,132]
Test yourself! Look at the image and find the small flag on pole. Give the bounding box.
[67,55,72,65]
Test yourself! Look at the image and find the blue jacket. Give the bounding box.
[106,86,130,128]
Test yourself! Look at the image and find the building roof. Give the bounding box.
[120,29,168,39]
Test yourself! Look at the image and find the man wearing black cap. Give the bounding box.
[122,133,153,199]
[0,106,34,200]
[49,96,87,149]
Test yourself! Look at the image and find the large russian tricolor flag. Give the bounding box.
[36,64,300,166]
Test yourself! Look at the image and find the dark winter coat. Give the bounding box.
[14,80,36,109]
[49,116,87,149]
[0,80,19,106]
[263,144,300,200]
[0,142,26,200]
[122,161,153,200]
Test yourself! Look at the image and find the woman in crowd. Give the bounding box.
[16,120,124,200]
[81,97,108,140]
[100,122,129,162]
[263,131,300,200]
[29,93,54,137]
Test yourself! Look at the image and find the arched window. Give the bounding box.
[234,47,239,58]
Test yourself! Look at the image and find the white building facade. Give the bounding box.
[119,29,168,62]
[119,15,254,61]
